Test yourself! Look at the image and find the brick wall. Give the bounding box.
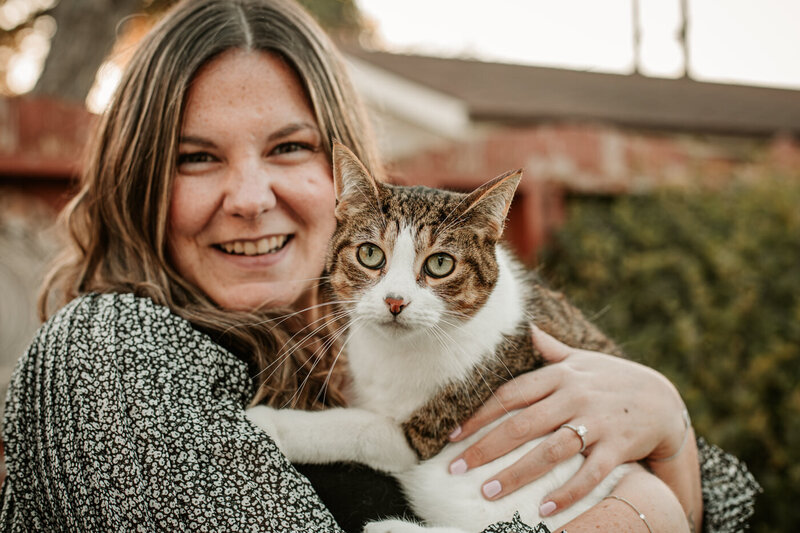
[390,123,800,259]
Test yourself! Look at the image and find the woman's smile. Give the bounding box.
[215,234,293,256]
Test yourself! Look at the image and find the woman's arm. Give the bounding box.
[1,293,342,531]
[561,464,690,533]
[647,426,703,532]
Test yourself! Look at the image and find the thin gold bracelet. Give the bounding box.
[649,407,691,463]
[603,495,654,533]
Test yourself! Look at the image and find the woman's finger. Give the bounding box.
[450,393,570,472]
[477,424,586,500]
[451,364,561,442]
[530,324,578,363]
[538,447,619,517]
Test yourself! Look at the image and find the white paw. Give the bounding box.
[363,519,426,533]
[244,405,283,449]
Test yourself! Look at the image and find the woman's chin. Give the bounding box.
[210,282,307,313]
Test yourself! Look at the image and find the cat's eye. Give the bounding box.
[356,243,385,269]
[424,253,455,278]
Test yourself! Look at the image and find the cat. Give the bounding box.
[246,141,630,533]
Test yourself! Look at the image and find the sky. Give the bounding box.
[355,0,800,90]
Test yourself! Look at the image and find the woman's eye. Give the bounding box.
[273,142,312,155]
[177,152,216,166]
[356,243,385,269]
[424,253,455,278]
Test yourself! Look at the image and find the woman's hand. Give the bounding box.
[448,325,693,518]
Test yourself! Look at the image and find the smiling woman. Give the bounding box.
[168,49,336,311]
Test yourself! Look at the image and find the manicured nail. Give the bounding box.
[449,425,462,440]
[449,458,467,475]
[482,480,502,498]
[539,501,557,517]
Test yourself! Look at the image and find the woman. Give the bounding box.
[0,0,758,531]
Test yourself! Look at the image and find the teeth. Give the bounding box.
[219,235,289,256]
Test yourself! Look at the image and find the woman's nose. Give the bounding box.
[222,160,278,218]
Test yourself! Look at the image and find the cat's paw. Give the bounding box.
[244,405,283,449]
[363,519,426,533]
[364,520,467,533]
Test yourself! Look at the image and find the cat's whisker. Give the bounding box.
[290,317,363,408]
[315,319,367,405]
[252,310,351,386]
[314,325,352,404]
[426,324,452,354]
[272,311,351,368]
[246,299,359,331]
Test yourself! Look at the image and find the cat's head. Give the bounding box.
[327,142,521,338]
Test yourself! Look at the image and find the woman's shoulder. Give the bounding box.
[15,292,252,405]
[45,291,188,337]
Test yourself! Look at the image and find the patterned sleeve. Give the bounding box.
[697,437,761,533]
[0,293,341,532]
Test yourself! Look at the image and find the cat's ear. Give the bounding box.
[461,169,522,239]
[332,140,381,216]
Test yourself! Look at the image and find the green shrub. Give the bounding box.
[538,178,800,532]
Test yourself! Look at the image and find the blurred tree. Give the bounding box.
[33,0,142,102]
[0,0,365,102]
[297,0,364,41]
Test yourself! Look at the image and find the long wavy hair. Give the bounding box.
[40,0,384,409]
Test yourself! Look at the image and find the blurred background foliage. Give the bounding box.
[539,176,800,531]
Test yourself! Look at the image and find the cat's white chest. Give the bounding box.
[346,329,463,420]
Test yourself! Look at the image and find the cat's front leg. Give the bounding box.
[246,405,417,473]
[363,519,468,533]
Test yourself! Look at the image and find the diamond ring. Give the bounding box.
[560,423,588,453]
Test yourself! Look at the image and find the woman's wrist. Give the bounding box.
[561,466,690,533]
[645,372,691,461]
[648,407,692,463]
[647,427,703,532]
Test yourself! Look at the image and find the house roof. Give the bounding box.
[344,47,800,137]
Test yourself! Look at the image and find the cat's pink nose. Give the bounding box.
[384,296,407,316]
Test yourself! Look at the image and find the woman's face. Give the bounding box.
[167,49,336,311]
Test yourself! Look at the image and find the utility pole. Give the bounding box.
[679,0,691,78]
[632,0,642,75]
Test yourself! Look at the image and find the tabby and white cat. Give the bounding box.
[246,142,629,532]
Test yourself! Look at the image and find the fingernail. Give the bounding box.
[539,501,557,517]
[482,480,502,498]
[449,458,467,475]
[449,425,462,440]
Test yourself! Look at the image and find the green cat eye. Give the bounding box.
[424,253,456,278]
[356,243,385,269]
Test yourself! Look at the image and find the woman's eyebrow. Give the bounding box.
[178,122,319,147]
[178,135,215,147]
[267,122,319,141]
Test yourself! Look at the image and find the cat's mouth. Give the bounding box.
[376,317,412,332]
[214,234,293,256]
